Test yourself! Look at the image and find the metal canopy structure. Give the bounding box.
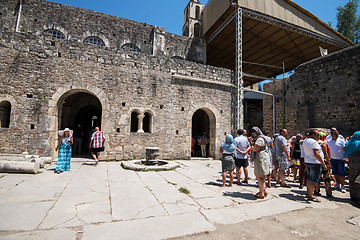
[203,0,353,86]
[202,0,353,129]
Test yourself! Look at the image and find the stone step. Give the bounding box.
[191,157,214,160]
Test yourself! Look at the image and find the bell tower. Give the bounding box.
[182,0,205,38]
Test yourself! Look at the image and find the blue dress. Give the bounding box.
[55,137,72,172]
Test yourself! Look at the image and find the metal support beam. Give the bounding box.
[242,9,349,48]
[15,0,23,32]
[236,7,243,130]
[207,11,236,44]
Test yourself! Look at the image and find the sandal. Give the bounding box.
[254,193,265,199]
[307,197,321,203]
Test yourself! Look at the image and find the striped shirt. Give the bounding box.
[91,131,105,148]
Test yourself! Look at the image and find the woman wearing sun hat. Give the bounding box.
[55,128,73,174]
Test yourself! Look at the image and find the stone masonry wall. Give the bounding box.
[0,0,205,63]
[0,28,233,160]
[263,44,360,137]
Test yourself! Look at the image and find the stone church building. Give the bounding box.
[0,0,234,160]
[0,0,355,160]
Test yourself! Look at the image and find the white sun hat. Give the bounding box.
[58,128,73,137]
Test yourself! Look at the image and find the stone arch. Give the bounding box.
[128,108,155,133]
[129,109,141,133]
[0,95,17,129]
[42,24,68,39]
[48,84,110,158]
[81,31,109,47]
[143,110,154,133]
[121,43,141,52]
[195,6,200,20]
[187,104,220,158]
[194,23,201,38]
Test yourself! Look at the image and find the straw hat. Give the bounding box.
[58,128,73,137]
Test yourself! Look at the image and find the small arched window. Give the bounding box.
[194,23,201,38]
[171,56,185,61]
[121,43,141,52]
[84,37,105,46]
[143,112,152,133]
[130,111,139,133]
[45,29,65,40]
[195,6,200,20]
[0,101,11,128]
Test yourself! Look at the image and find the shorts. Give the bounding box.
[272,152,278,166]
[305,163,322,184]
[91,147,104,154]
[235,158,249,168]
[277,156,289,171]
[331,159,346,177]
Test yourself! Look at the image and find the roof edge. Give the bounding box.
[283,0,354,45]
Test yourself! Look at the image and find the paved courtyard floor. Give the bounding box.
[0,159,359,239]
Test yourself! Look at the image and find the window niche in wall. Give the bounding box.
[121,43,141,52]
[130,110,153,133]
[0,101,11,128]
[130,111,139,133]
[143,112,152,133]
[84,36,105,46]
[45,29,65,40]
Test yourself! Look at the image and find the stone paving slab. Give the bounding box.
[0,228,77,240]
[0,160,355,239]
[82,212,216,240]
[110,180,168,221]
[0,200,55,231]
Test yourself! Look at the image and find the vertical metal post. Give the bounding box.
[236,7,243,130]
[15,0,23,32]
[282,62,285,129]
[273,94,276,135]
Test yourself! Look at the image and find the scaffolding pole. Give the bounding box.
[236,7,243,130]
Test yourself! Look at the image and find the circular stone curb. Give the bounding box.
[121,160,180,171]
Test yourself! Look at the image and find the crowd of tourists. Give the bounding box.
[220,127,360,205]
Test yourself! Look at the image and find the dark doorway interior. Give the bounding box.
[59,92,102,156]
[192,109,210,157]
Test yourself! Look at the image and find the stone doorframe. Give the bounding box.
[48,84,110,159]
[187,103,221,159]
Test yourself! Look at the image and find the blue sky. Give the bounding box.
[47,0,359,35]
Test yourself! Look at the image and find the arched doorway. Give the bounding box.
[58,91,102,156]
[192,108,216,158]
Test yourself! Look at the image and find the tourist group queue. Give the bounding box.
[219,127,360,205]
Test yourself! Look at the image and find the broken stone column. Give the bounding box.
[0,161,40,174]
[31,158,45,168]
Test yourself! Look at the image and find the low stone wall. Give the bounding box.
[263,44,360,137]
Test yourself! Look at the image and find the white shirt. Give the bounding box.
[326,137,346,160]
[255,137,266,147]
[300,140,305,158]
[233,135,250,159]
[303,138,323,164]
